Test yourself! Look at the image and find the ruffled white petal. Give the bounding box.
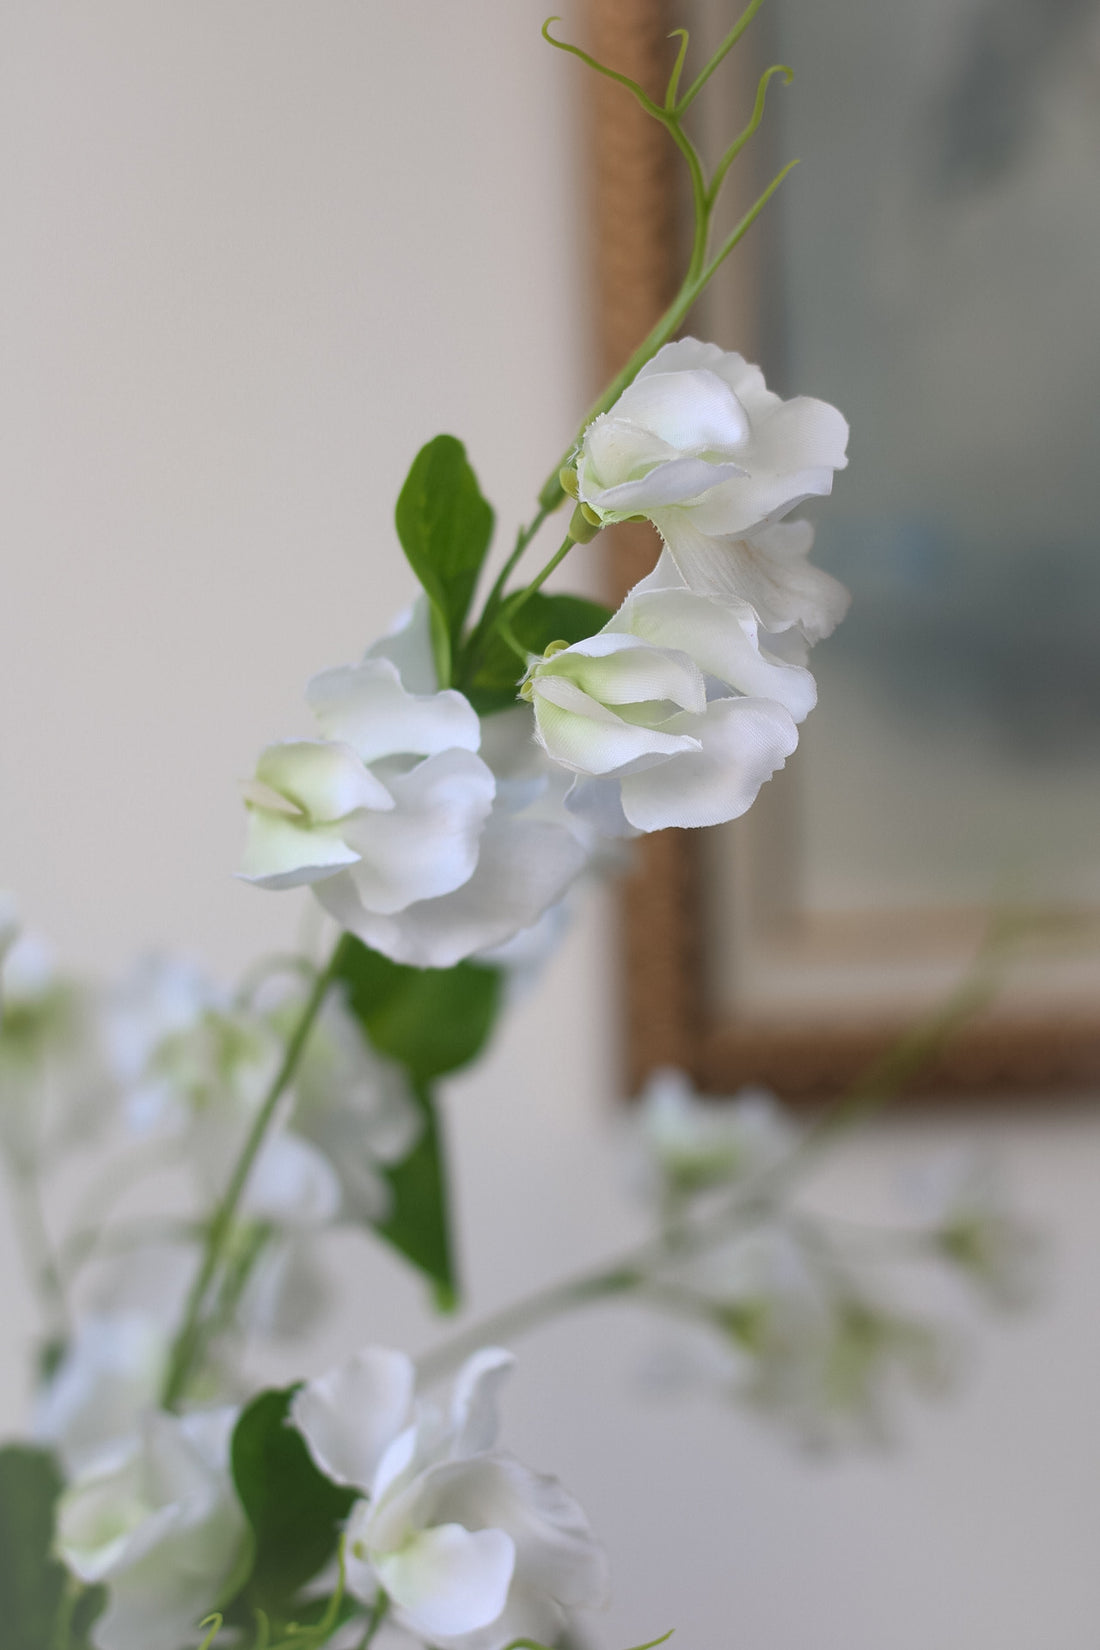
[376,1523,516,1640]
[619,698,798,831]
[531,676,701,776]
[238,808,361,890]
[255,739,393,820]
[291,1347,415,1490]
[327,814,587,970]
[612,588,817,723]
[307,657,480,763]
[338,748,495,915]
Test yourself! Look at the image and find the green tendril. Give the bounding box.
[196,1617,224,1650]
[707,64,794,207]
[674,0,767,111]
[664,28,691,109]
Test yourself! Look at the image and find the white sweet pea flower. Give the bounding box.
[575,338,849,626]
[240,657,493,905]
[909,1151,1044,1311]
[0,930,109,1168]
[637,1066,798,1199]
[523,555,813,834]
[241,612,586,968]
[56,1407,247,1650]
[32,1313,169,1478]
[655,1225,952,1450]
[291,1346,608,1650]
[109,957,342,1230]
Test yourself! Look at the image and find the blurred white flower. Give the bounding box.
[910,1150,1044,1311]
[241,613,586,968]
[654,1224,953,1451]
[637,1067,798,1199]
[0,925,109,1168]
[56,1406,247,1650]
[291,1346,608,1650]
[32,1313,169,1477]
[273,984,422,1226]
[523,557,811,834]
[575,339,849,623]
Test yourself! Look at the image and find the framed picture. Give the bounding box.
[586,0,1100,1099]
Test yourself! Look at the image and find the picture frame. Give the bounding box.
[585,0,1100,1101]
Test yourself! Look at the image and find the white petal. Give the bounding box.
[538,631,705,713]
[291,1348,416,1491]
[238,807,361,890]
[585,454,745,517]
[255,739,393,821]
[365,597,439,694]
[636,337,731,380]
[450,1349,515,1456]
[611,367,749,451]
[244,1130,341,1229]
[531,677,700,776]
[655,512,849,634]
[612,589,817,723]
[337,749,495,915]
[307,658,480,762]
[411,1455,608,1613]
[331,814,587,969]
[620,698,798,831]
[377,1523,516,1641]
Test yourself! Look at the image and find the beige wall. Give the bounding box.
[1,6,1099,1648]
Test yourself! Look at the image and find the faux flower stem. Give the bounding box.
[160,940,349,1409]
[416,1190,779,1387]
[458,504,554,685]
[500,533,577,627]
[2,1158,67,1335]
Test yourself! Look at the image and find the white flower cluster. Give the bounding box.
[240,344,848,957]
[240,614,587,969]
[292,1346,608,1650]
[31,953,422,1475]
[631,1070,1040,1449]
[52,1347,604,1650]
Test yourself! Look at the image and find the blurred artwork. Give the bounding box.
[767,0,1100,918]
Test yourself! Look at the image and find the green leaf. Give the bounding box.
[395,435,495,686]
[0,1443,104,1650]
[333,936,501,1084]
[331,937,504,1304]
[229,1387,357,1617]
[376,1079,457,1309]
[468,591,613,714]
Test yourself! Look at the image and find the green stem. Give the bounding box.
[2,1156,67,1334]
[160,942,347,1409]
[415,1265,644,1387]
[675,0,769,113]
[459,505,552,685]
[500,535,576,629]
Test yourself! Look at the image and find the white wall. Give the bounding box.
[1,6,1099,1648]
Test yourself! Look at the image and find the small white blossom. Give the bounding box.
[575,339,849,627]
[291,1346,608,1650]
[523,553,813,834]
[637,1066,798,1198]
[241,613,586,968]
[56,1407,248,1650]
[911,1151,1044,1311]
[0,928,108,1168]
[32,1313,169,1478]
[653,1225,953,1451]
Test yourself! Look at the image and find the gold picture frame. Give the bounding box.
[584,0,1100,1102]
